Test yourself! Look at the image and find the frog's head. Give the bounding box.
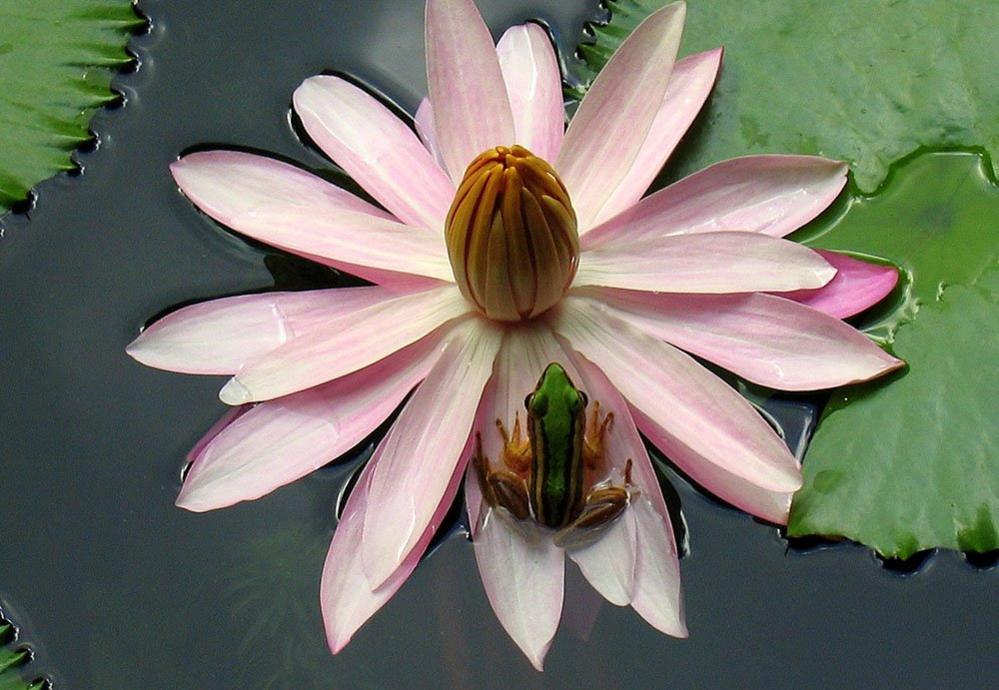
[526,362,588,419]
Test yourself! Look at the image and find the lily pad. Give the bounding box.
[0,621,44,690]
[0,0,143,212]
[787,151,999,558]
[569,0,999,192]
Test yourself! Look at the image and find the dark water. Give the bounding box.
[0,0,996,687]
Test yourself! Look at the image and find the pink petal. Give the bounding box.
[228,205,454,283]
[361,318,502,588]
[466,483,565,671]
[567,508,638,606]
[127,287,391,375]
[577,288,903,391]
[322,443,466,653]
[557,2,686,230]
[591,48,723,228]
[583,155,848,249]
[426,0,515,181]
[784,250,899,319]
[629,499,688,635]
[170,150,393,223]
[631,407,794,524]
[293,76,454,231]
[564,352,684,633]
[462,329,566,670]
[575,231,836,294]
[185,405,250,463]
[218,286,471,404]
[496,24,565,162]
[176,334,445,512]
[414,97,445,168]
[551,298,802,493]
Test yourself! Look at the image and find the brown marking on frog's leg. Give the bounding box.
[485,469,531,521]
[553,485,630,548]
[497,412,532,474]
[472,433,498,507]
[473,435,531,523]
[582,400,614,471]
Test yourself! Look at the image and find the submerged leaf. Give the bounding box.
[0,0,144,212]
[568,0,999,192]
[788,152,999,558]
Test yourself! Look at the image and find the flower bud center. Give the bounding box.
[445,145,579,323]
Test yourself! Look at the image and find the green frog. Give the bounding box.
[474,362,633,547]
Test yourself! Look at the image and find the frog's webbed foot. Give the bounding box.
[497,412,532,474]
[582,401,614,471]
[553,460,636,549]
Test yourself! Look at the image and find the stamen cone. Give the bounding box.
[445,146,579,322]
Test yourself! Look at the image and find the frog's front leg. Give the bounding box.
[496,413,532,474]
[473,429,532,521]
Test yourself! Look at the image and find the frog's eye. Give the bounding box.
[528,392,548,416]
[566,389,586,414]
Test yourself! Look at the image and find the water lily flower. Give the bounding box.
[127,0,903,670]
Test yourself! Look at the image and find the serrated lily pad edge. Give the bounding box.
[0,1,150,220]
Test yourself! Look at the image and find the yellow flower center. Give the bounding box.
[445,145,579,323]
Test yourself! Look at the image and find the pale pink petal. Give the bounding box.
[577,288,903,390]
[219,286,471,404]
[170,150,393,223]
[497,24,565,162]
[171,154,436,290]
[414,97,445,168]
[185,405,250,463]
[462,329,566,670]
[229,205,454,283]
[293,76,454,230]
[127,287,391,375]
[466,484,564,671]
[322,442,467,653]
[575,231,836,294]
[629,499,688,635]
[583,155,848,249]
[362,318,502,588]
[557,2,686,229]
[567,510,637,606]
[591,48,723,228]
[426,0,515,180]
[550,298,802,493]
[784,250,899,319]
[564,352,684,634]
[176,334,445,512]
[631,407,794,524]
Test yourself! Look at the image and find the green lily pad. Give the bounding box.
[0,0,143,212]
[787,151,999,558]
[0,621,44,690]
[569,0,999,192]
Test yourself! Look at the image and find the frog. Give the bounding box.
[473,362,634,548]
